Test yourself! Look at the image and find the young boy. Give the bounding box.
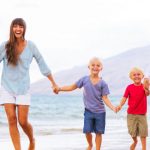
[56,57,116,150]
[117,67,149,150]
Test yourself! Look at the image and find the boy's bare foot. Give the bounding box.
[28,139,35,150]
[130,142,137,150]
[86,145,92,150]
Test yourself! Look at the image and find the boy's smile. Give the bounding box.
[131,72,143,85]
[88,58,102,76]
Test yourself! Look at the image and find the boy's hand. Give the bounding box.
[143,78,150,90]
[112,106,117,113]
[143,78,150,96]
[116,105,122,112]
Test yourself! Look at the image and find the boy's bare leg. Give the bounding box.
[140,137,146,150]
[95,133,102,150]
[130,137,137,150]
[85,133,93,150]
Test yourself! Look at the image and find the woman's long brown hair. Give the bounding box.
[5,18,26,66]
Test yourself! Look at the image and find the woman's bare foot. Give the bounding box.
[28,139,35,150]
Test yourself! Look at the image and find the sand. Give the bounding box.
[1,132,150,150]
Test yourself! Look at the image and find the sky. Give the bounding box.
[0,0,150,82]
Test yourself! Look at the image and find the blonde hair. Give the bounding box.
[129,67,144,79]
[88,57,103,69]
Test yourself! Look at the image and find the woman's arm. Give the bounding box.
[0,42,6,62]
[47,74,58,94]
[31,41,51,76]
[47,74,57,87]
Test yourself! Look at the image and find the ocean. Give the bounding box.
[0,95,150,150]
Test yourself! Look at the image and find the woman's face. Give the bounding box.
[12,24,24,39]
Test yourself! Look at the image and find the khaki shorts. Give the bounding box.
[127,114,148,137]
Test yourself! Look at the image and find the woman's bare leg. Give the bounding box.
[4,104,21,150]
[18,105,35,150]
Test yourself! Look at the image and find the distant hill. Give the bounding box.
[30,45,150,96]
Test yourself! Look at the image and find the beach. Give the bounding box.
[1,125,150,150]
[0,95,150,150]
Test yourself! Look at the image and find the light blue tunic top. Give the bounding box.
[0,40,51,95]
[76,76,110,113]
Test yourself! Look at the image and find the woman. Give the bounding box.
[0,18,58,150]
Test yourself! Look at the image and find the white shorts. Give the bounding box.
[0,87,31,105]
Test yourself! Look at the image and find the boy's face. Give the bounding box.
[88,59,102,75]
[130,71,144,85]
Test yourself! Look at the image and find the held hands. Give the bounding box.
[112,105,122,113]
[111,106,118,113]
[111,105,122,113]
[112,106,117,113]
[116,105,122,112]
[52,85,62,94]
[52,85,59,94]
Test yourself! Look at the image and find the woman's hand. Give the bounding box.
[52,85,59,94]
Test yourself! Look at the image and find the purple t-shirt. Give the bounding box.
[76,76,110,113]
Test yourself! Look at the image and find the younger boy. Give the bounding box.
[117,67,149,150]
[56,57,116,150]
